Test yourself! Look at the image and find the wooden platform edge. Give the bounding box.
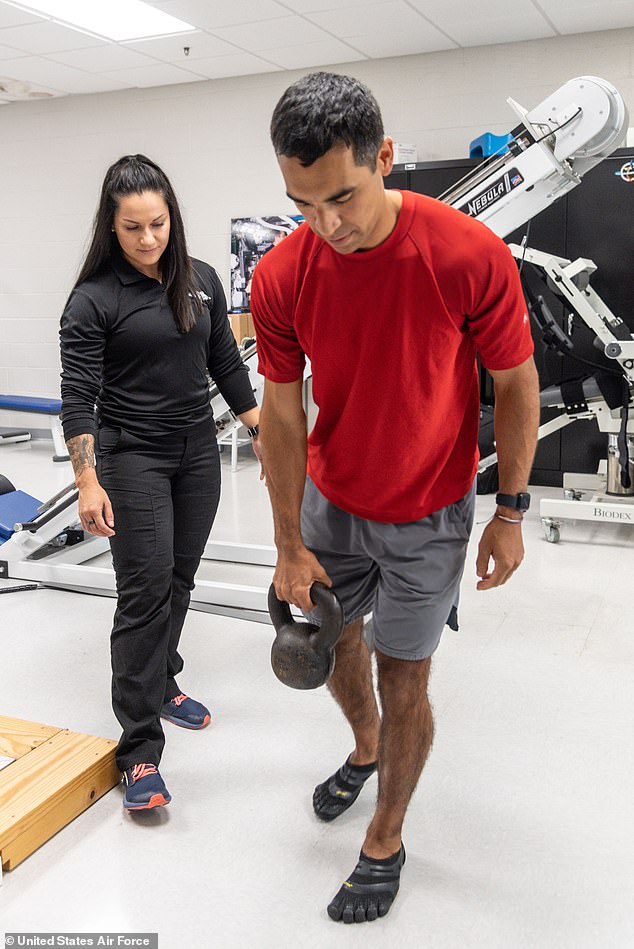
[0,730,119,871]
[0,715,61,761]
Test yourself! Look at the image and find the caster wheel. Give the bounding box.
[542,519,561,543]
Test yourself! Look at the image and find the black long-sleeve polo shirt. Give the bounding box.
[60,252,256,440]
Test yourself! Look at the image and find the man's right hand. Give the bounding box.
[274,545,332,613]
[78,480,115,537]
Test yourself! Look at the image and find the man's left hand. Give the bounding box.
[475,517,524,590]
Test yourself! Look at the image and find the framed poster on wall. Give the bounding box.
[230,214,303,312]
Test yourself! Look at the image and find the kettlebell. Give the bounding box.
[268,582,344,690]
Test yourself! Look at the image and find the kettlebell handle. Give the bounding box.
[268,581,344,646]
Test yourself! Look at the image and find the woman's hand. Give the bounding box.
[78,480,115,537]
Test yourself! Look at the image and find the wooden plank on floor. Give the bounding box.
[0,715,60,761]
[0,729,119,871]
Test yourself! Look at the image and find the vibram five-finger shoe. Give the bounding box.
[327,844,406,923]
[122,763,171,810]
[313,756,377,822]
[161,693,211,730]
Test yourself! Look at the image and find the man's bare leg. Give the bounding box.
[328,619,381,762]
[364,651,433,857]
[312,619,381,821]
[327,650,433,923]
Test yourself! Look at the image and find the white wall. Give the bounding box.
[1,26,633,429]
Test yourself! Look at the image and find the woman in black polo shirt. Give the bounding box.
[60,154,260,811]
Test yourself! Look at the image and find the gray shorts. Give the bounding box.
[300,477,475,661]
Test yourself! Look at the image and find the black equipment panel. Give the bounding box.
[385,149,634,485]
[566,153,634,331]
[560,151,634,484]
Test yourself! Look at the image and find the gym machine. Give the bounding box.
[436,76,633,542]
[0,395,69,462]
[506,246,633,542]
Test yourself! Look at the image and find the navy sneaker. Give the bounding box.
[161,693,211,730]
[122,763,171,810]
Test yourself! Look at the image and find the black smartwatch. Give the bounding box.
[495,492,531,513]
[247,424,260,439]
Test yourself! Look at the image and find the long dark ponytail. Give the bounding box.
[75,154,202,333]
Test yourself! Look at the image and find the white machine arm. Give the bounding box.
[507,245,634,386]
[439,76,629,240]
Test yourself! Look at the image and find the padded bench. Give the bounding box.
[0,395,68,463]
[0,490,42,541]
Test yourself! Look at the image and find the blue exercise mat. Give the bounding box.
[0,395,62,414]
[0,490,42,540]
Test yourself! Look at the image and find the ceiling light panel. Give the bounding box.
[143,0,289,31]
[5,0,196,41]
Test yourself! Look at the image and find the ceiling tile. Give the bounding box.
[1,56,130,92]
[0,4,45,29]
[280,0,384,9]
[407,0,557,46]
[0,42,27,61]
[0,21,105,55]
[537,0,634,34]
[185,52,282,78]
[213,15,331,52]
[306,2,455,46]
[100,61,208,88]
[261,37,366,69]
[349,30,456,58]
[47,44,158,73]
[51,72,133,93]
[125,30,237,62]
[146,0,289,29]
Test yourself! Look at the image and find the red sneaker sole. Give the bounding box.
[124,793,171,810]
[160,712,211,730]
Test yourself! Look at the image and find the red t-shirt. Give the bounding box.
[251,190,533,523]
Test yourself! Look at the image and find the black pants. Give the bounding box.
[97,418,221,771]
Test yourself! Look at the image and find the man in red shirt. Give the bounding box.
[251,72,539,924]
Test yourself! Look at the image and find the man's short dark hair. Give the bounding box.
[270,72,385,169]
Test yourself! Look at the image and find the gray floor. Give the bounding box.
[0,437,633,948]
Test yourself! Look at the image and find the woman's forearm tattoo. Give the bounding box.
[67,434,96,478]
